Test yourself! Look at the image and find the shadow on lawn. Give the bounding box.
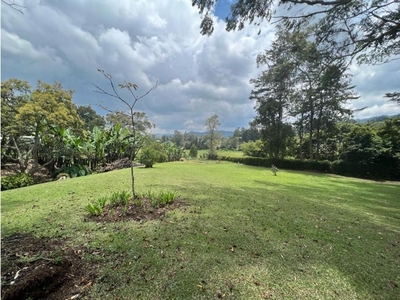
[170,181,400,299]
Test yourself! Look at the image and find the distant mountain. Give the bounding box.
[355,114,400,123]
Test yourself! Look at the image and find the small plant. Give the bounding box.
[159,191,176,206]
[109,190,131,207]
[86,203,103,216]
[97,196,108,209]
[145,190,157,202]
[119,190,131,206]
[134,192,145,206]
[271,164,279,176]
[86,195,109,216]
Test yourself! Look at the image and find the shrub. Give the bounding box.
[52,164,91,179]
[241,140,265,157]
[1,173,34,191]
[139,148,160,168]
[331,159,400,180]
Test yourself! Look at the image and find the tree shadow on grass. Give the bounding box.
[166,181,400,299]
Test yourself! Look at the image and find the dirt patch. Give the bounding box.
[1,234,97,300]
[85,198,187,223]
[97,158,142,173]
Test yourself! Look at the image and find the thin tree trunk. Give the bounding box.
[130,150,135,197]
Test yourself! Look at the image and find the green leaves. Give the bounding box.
[1,173,33,191]
[52,164,91,179]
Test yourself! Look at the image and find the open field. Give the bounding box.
[2,161,400,299]
[197,149,244,158]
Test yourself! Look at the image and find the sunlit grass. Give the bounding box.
[197,149,244,158]
[2,161,399,299]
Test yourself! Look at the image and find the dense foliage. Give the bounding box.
[1,173,34,191]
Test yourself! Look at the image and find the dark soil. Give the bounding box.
[1,234,97,300]
[2,201,186,299]
[85,198,187,223]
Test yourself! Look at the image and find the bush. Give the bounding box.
[139,148,160,168]
[240,140,264,157]
[331,159,400,180]
[1,173,34,191]
[52,164,91,179]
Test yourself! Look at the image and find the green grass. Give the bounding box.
[197,149,244,158]
[2,161,400,299]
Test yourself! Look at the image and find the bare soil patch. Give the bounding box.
[85,198,187,223]
[1,234,97,300]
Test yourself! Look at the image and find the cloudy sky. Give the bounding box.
[2,0,399,134]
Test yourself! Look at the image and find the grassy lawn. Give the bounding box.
[2,161,399,299]
[197,149,244,158]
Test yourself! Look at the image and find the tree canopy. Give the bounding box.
[192,0,400,64]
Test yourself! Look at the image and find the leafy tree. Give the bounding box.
[205,114,221,156]
[163,142,186,161]
[193,0,399,64]
[340,124,390,164]
[1,79,84,174]
[189,144,198,158]
[138,137,168,167]
[250,28,296,158]
[86,126,107,170]
[233,126,261,142]
[93,69,159,197]
[77,105,106,131]
[250,27,356,160]
[377,116,400,159]
[241,140,264,157]
[171,130,184,147]
[106,110,154,134]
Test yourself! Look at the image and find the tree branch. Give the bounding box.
[1,0,25,14]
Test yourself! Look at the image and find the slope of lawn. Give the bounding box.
[2,161,399,299]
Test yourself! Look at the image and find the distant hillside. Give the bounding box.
[355,114,400,123]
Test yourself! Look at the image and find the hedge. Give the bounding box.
[213,155,400,181]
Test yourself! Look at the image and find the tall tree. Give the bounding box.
[205,114,221,156]
[250,28,296,158]
[93,69,159,197]
[106,110,154,134]
[250,27,357,160]
[77,105,106,131]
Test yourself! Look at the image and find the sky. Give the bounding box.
[1,0,399,134]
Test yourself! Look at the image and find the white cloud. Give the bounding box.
[1,0,399,134]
